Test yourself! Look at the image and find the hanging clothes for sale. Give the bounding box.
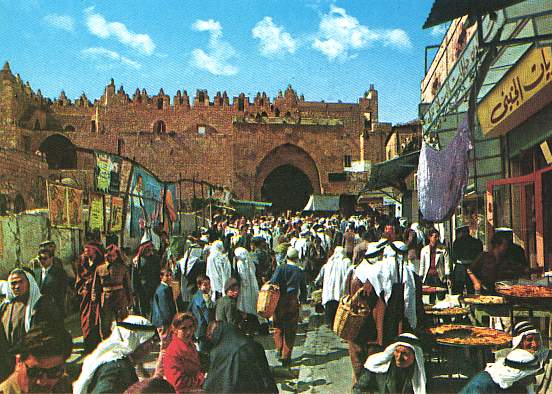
[417,116,472,222]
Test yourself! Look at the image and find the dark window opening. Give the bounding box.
[329,172,347,182]
[117,138,124,155]
[274,108,280,117]
[33,119,41,130]
[154,120,166,134]
[0,194,7,215]
[157,98,163,110]
[343,155,352,167]
[90,120,96,133]
[261,111,268,117]
[285,111,291,118]
[64,125,75,132]
[238,98,245,111]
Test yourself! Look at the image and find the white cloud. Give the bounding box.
[191,19,238,76]
[192,19,222,37]
[431,24,448,37]
[85,8,155,55]
[44,14,75,32]
[252,17,297,57]
[313,5,411,60]
[81,47,141,69]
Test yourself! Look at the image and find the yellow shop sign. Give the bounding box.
[478,47,552,138]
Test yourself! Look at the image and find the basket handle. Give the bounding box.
[350,286,365,304]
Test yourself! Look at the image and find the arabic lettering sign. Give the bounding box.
[478,47,552,138]
[89,194,105,231]
[94,151,123,195]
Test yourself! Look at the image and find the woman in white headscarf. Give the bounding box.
[234,247,260,333]
[206,240,231,302]
[315,246,352,327]
[73,315,157,394]
[353,332,426,394]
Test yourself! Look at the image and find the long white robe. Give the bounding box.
[235,248,259,315]
[206,241,231,302]
[321,247,351,305]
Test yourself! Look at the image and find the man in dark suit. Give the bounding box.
[34,247,68,318]
[151,268,176,377]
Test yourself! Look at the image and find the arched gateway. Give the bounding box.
[255,144,321,213]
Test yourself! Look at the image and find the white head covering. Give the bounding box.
[211,240,224,254]
[6,269,42,332]
[322,246,351,304]
[381,241,418,329]
[485,349,541,391]
[410,223,425,245]
[234,247,249,262]
[511,321,549,365]
[364,333,426,394]
[73,315,156,394]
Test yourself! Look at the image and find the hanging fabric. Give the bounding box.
[417,116,472,222]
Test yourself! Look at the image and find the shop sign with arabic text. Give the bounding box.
[478,47,552,138]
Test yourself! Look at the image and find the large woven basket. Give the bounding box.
[333,288,369,341]
[257,283,280,318]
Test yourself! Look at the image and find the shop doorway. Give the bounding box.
[487,165,552,269]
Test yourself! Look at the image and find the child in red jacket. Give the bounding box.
[163,313,205,393]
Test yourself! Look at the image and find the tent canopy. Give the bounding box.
[303,195,340,212]
[360,151,420,193]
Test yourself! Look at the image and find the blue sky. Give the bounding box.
[0,0,447,124]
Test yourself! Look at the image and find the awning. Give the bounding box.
[423,0,524,28]
[360,151,419,193]
[303,195,340,212]
[231,199,272,208]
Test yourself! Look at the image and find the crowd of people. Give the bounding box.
[0,211,549,393]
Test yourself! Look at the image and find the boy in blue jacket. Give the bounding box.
[151,268,176,377]
[189,274,214,352]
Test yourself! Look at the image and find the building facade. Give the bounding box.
[0,63,390,213]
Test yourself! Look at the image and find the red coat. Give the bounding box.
[163,336,205,393]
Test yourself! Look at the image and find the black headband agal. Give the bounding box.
[116,322,157,332]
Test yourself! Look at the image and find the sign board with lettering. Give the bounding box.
[478,47,552,138]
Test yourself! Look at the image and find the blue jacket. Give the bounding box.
[151,283,176,328]
[269,262,307,302]
[459,371,526,393]
[189,290,213,339]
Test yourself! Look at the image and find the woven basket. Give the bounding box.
[170,280,181,301]
[333,288,369,341]
[257,283,280,318]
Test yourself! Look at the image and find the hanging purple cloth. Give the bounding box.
[417,116,472,222]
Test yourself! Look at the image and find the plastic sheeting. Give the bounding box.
[417,117,472,222]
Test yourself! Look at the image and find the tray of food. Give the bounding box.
[425,306,470,316]
[422,285,447,294]
[462,295,506,305]
[429,324,511,347]
[495,281,552,305]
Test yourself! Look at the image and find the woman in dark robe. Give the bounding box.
[203,321,278,393]
[76,241,105,354]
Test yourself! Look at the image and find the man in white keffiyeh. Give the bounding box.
[353,333,426,394]
[73,315,157,394]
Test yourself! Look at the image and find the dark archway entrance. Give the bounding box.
[39,134,77,169]
[261,164,313,213]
